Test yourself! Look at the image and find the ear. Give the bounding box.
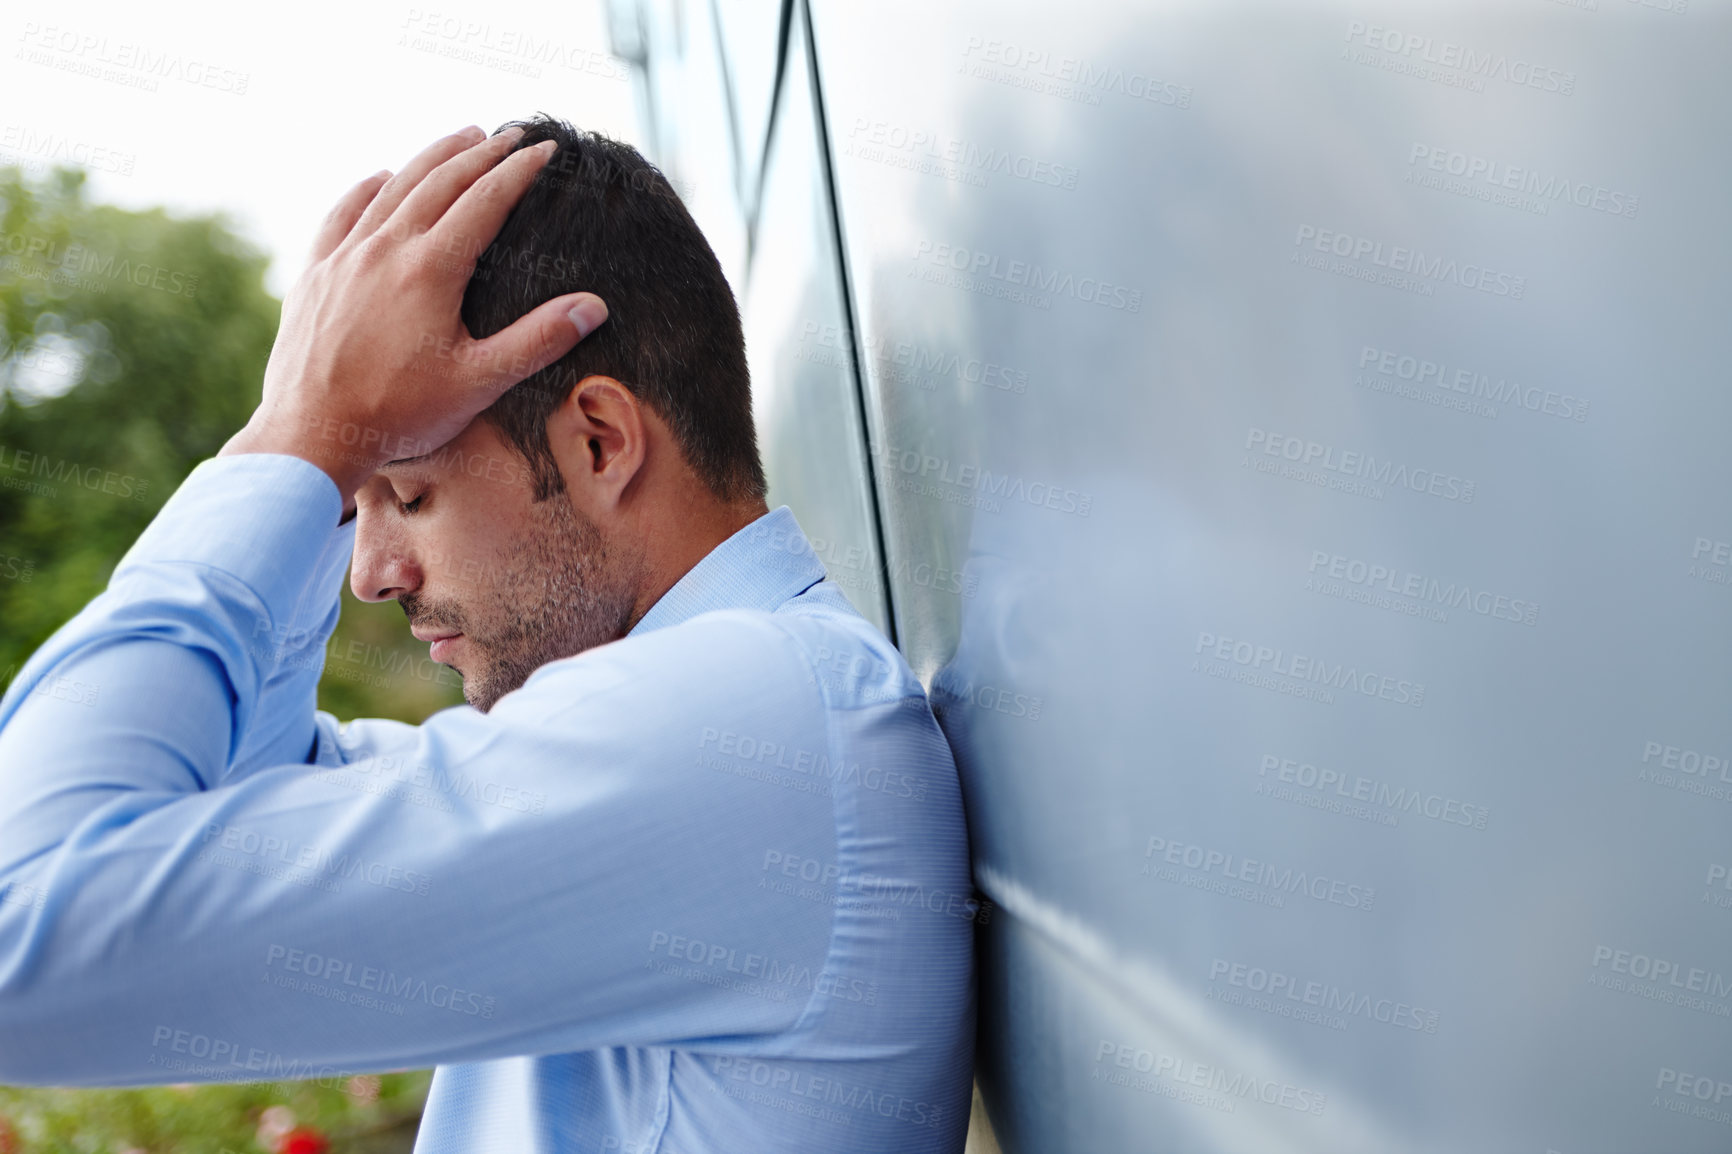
[548,375,647,512]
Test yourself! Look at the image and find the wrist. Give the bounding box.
[219,416,376,513]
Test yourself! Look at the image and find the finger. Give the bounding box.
[348,126,486,242]
[308,170,391,265]
[392,126,528,240]
[425,139,557,262]
[461,293,608,401]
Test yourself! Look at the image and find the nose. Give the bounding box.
[350,508,422,603]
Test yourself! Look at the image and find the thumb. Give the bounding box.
[465,292,609,399]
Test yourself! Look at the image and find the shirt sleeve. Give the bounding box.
[0,455,839,1087]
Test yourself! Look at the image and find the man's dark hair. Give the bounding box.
[461,114,766,504]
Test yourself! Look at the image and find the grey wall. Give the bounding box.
[611,1,1732,1149]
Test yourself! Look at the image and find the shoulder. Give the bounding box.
[515,610,818,709]
[529,594,926,715]
[490,600,939,789]
[490,612,839,782]
[765,589,929,713]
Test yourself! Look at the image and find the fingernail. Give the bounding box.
[460,124,485,139]
[498,125,526,143]
[568,296,608,339]
[535,139,558,156]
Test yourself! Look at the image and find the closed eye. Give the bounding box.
[397,493,425,515]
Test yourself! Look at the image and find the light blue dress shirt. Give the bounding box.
[0,453,977,1153]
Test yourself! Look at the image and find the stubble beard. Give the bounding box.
[404,495,640,714]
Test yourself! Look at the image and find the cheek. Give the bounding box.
[423,485,534,590]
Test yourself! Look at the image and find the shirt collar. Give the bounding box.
[627,505,828,638]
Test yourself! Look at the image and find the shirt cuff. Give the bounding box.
[113,453,356,635]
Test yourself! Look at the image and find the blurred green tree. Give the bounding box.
[0,163,464,720]
[0,165,463,1147]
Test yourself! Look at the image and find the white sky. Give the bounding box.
[2,0,645,298]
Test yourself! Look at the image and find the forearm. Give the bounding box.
[0,453,352,870]
[227,510,353,781]
[0,603,836,1085]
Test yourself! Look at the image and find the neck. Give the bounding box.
[625,493,770,632]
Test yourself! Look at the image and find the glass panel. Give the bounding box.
[808,0,1732,1150]
[738,1,888,632]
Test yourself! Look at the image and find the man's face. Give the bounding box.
[351,416,639,713]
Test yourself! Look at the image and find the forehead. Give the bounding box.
[378,417,525,480]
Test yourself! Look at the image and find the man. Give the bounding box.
[0,117,976,1153]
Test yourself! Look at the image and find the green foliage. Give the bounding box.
[0,163,467,716]
[0,168,463,1140]
[0,163,274,671]
[0,1071,431,1153]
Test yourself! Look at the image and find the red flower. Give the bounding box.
[279,1128,330,1154]
[0,1115,17,1154]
